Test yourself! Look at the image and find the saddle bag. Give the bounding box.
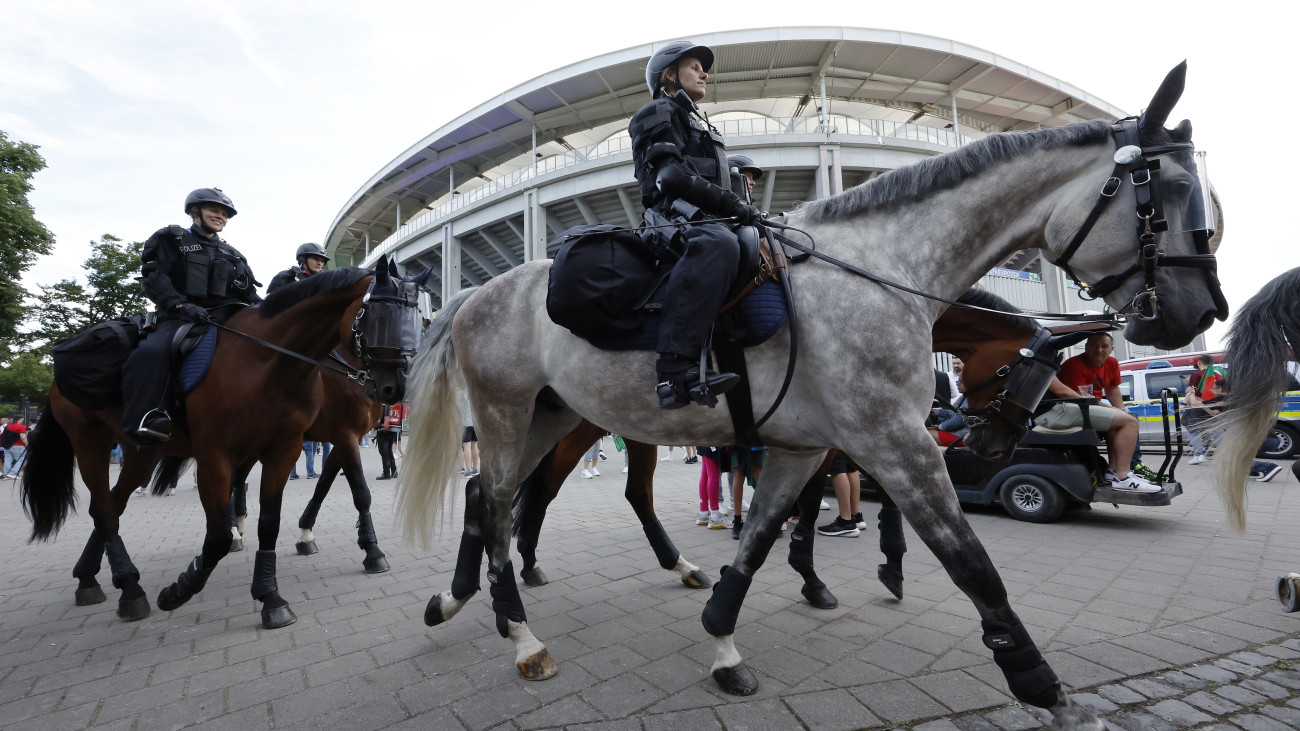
[50,315,147,411]
[546,224,662,339]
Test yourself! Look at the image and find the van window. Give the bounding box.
[1119,375,1133,402]
[1145,370,1193,400]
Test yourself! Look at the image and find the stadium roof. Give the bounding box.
[326,26,1128,261]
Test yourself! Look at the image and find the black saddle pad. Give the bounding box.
[587,279,788,352]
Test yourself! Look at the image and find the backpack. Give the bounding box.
[50,315,147,411]
[546,225,663,339]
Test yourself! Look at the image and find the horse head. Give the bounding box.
[351,256,427,405]
[1045,61,1226,350]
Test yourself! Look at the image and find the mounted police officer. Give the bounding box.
[727,154,763,204]
[268,243,329,293]
[631,40,760,409]
[122,188,262,444]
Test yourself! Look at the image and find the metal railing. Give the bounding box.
[364,115,964,262]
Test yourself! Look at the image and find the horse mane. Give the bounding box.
[797,120,1113,222]
[258,267,370,319]
[955,287,1037,333]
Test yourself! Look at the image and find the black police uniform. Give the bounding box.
[121,224,262,439]
[629,92,756,404]
[267,266,308,294]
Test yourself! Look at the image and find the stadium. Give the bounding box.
[323,26,1211,357]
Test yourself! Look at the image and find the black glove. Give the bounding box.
[729,200,762,226]
[175,302,210,322]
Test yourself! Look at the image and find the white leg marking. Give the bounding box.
[230,526,242,542]
[298,528,314,544]
[674,556,701,579]
[437,591,468,621]
[236,515,246,536]
[507,620,547,664]
[711,634,743,673]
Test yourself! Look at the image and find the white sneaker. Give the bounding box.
[1255,464,1284,482]
[1111,474,1161,493]
[708,510,728,529]
[697,511,710,526]
[741,500,750,512]
[819,499,831,510]
[591,467,600,477]
[581,469,593,479]
[1188,453,1206,465]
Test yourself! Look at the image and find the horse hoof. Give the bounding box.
[424,595,448,626]
[156,585,189,612]
[877,564,904,600]
[801,585,839,610]
[520,566,548,587]
[295,540,318,556]
[517,648,558,680]
[117,594,152,621]
[712,663,760,696]
[682,569,713,589]
[363,555,390,574]
[261,604,297,629]
[75,585,107,606]
[229,536,244,553]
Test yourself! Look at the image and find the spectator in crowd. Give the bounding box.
[1,418,29,479]
[375,404,403,480]
[818,452,865,537]
[695,445,727,529]
[580,436,601,479]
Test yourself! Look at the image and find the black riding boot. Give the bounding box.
[656,356,739,409]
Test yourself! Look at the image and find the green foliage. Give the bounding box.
[0,351,52,403]
[25,234,147,353]
[0,130,55,340]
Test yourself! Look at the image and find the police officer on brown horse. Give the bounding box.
[122,188,262,444]
[268,243,329,293]
[631,40,761,409]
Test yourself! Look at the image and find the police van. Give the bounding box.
[1117,352,1300,459]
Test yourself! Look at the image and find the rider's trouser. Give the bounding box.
[655,221,741,362]
[121,317,186,434]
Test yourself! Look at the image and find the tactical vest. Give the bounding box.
[172,228,256,304]
[630,97,730,211]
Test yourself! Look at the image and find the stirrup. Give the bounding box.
[657,368,740,409]
[131,410,173,443]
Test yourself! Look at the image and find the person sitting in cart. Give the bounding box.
[1034,333,1159,494]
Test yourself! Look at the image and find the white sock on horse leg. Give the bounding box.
[710,634,743,673]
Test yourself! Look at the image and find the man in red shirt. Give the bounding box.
[1,418,29,479]
[1034,333,1158,493]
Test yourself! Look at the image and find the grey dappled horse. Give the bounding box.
[397,64,1223,729]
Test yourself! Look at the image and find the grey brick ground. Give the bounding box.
[2,447,1298,729]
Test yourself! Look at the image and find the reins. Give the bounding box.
[207,320,368,382]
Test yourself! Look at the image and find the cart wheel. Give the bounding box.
[1276,573,1300,613]
[999,475,1065,523]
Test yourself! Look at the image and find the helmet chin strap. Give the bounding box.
[190,210,219,238]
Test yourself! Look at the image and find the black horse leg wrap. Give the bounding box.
[176,555,208,596]
[643,520,680,570]
[982,616,1060,708]
[488,561,527,638]
[451,533,485,600]
[104,534,140,589]
[251,550,278,600]
[356,512,378,548]
[232,482,248,519]
[73,532,106,580]
[299,494,323,530]
[702,565,753,637]
[787,525,815,573]
[878,506,906,559]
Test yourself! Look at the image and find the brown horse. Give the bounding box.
[21,260,418,628]
[503,288,1075,604]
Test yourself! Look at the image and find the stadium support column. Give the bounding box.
[441,224,461,304]
[1039,255,1070,314]
[522,190,548,262]
[816,145,843,200]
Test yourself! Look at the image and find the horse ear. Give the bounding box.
[412,268,433,288]
[1171,118,1193,142]
[1138,61,1187,134]
[387,257,400,280]
[374,254,391,285]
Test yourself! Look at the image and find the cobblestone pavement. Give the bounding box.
[1,444,1298,730]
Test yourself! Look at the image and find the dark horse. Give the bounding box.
[21,258,418,628]
[509,288,1078,603]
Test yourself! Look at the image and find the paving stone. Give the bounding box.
[1215,658,1264,676]
[1122,678,1182,700]
[851,680,949,723]
[784,688,880,731]
[1264,669,1300,690]
[982,706,1043,730]
[1261,705,1300,726]
[1156,670,1205,690]
[914,721,963,731]
[1214,683,1267,706]
[1146,699,1215,725]
[1229,715,1292,731]
[952,714,1003,731]
[1181,690,1241,715]
[1070,693,1118,713]
[1230,651,1280,667]
[642,708,723,731]
[1105,711,1179,731]
[1184,664,1240,683]
[1097,684,1147,704]
[909,670,1011,714]
[1238,677,1290,700]
[715,699,800,731]
[1256,645,1300,661]
[1280,639,1300,653]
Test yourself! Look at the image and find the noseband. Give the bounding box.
[958,327,1060,438]
[352,278,420,374]
[1050,118,1226,321]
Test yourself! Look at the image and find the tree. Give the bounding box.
[0,130,56,340]
[26,234,147,352]
[0,351,52,404]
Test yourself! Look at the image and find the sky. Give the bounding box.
[3,0,1294,348]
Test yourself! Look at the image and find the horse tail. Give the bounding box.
[149,456,190,496]
[20,404,78,543]
[1211,266,1300,532]
[396,286,478,548]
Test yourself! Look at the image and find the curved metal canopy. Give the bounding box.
[326,26,1127,261]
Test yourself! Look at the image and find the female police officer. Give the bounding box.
[121,188,262,444]
[631,41,760,409]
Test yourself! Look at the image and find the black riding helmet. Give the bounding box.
[645,40,714,98]
[295,242,330,264]
[184,187,237,217]
[727,154,764,180]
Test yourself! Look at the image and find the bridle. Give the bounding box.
[351,276,421,378]
[957,327,1062,437]
[1050,118,1227,321]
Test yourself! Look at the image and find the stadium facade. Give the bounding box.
[324,27,1209,358]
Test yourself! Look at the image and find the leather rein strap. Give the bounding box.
[207,320,367,381]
